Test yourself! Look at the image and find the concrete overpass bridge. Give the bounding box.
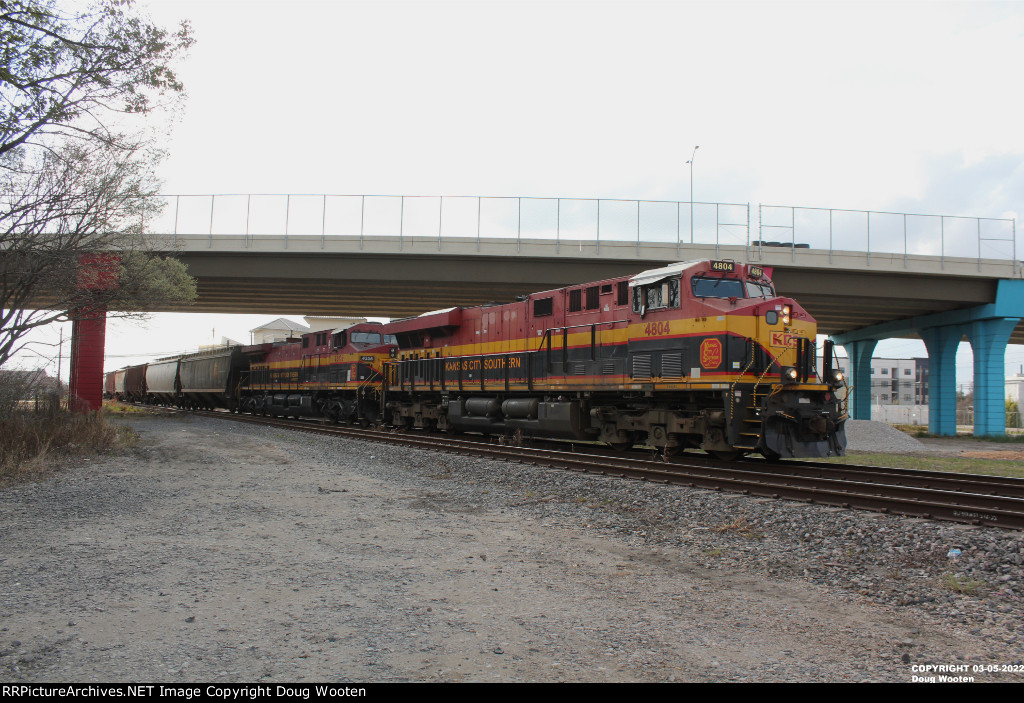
[124,195,1024,434]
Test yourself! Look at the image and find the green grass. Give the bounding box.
[891,424,1024,442]
[102,400,169,417]
[943,572,986,595]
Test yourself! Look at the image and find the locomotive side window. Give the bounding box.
[569,289,583,312]
[632,278,680,312]
[533,297,553,317]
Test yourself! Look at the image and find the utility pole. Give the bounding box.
[687,145,699,243]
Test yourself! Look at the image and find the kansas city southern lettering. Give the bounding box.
[445,357,523,372]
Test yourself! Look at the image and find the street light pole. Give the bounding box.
[687,145,699,244]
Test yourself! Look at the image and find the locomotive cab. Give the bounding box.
[622,260,846,458]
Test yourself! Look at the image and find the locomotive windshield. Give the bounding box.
[691,275,775,300]
[691,276,745,299]
[350,331,397,345]
[745,281,775,298]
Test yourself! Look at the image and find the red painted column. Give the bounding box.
[69,254,120,412]
[69,305,107,411]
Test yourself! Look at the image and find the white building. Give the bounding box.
[869,357,929,406]
[1008,373,1024,405]
[249,318,310,344]
[249,316,369,344]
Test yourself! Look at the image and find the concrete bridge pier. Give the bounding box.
[68,254,119,412]
[833,279,1024,437]
[844,339,877,421]
[69,305,107,412]
[918,325,961,436]
[967,317,1020,436]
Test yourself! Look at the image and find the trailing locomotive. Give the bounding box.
[105,321,397,420]
[243,322,395,423]
[107,260,848,459]
[382,259,848,459]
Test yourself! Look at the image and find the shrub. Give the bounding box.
[0,410,123,479]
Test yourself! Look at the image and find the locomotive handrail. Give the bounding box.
[729,338,758,421]
[534,319,629,354]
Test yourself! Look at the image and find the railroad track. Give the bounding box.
[165,407,1024,531]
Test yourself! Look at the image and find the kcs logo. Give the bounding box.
[771,332,802,348]
[700,339,722,369]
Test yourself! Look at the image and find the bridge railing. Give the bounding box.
[140,193,1018,270]
[141,193,751,255]
[757,204,1017,271]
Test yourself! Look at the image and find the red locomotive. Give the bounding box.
[382,259,848,459]
[107,259,847,459]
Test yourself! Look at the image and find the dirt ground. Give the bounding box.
[0,415,1021,683]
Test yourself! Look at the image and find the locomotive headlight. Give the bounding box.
[781,366,799,384]
[829,369,845,386]
[781,304,791,325]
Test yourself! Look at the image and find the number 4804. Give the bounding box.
[644,321,671,336]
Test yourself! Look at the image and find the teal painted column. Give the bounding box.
[966,317,1021,436]
[845,339,877,420]
[919,325,961,436]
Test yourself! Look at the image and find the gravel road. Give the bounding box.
[1,414,1021,683]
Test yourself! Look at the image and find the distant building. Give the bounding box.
[199,336,244,351]
[818,354,930,424]
[249,316,368,344]
[1008,373,1024,406]
[303,316,366,333]
[249,318,310,344]
[869,357,929,406]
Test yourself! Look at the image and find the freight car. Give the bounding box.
[103,370,117,399]
[144,358,180,406]
[177,346,266,411]
[382,259,848,459]
[123,364,148,402]
[112,368,127,400]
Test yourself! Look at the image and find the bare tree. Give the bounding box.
[1,0,197,367]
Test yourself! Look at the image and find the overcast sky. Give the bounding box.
[13,0,1024,389]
